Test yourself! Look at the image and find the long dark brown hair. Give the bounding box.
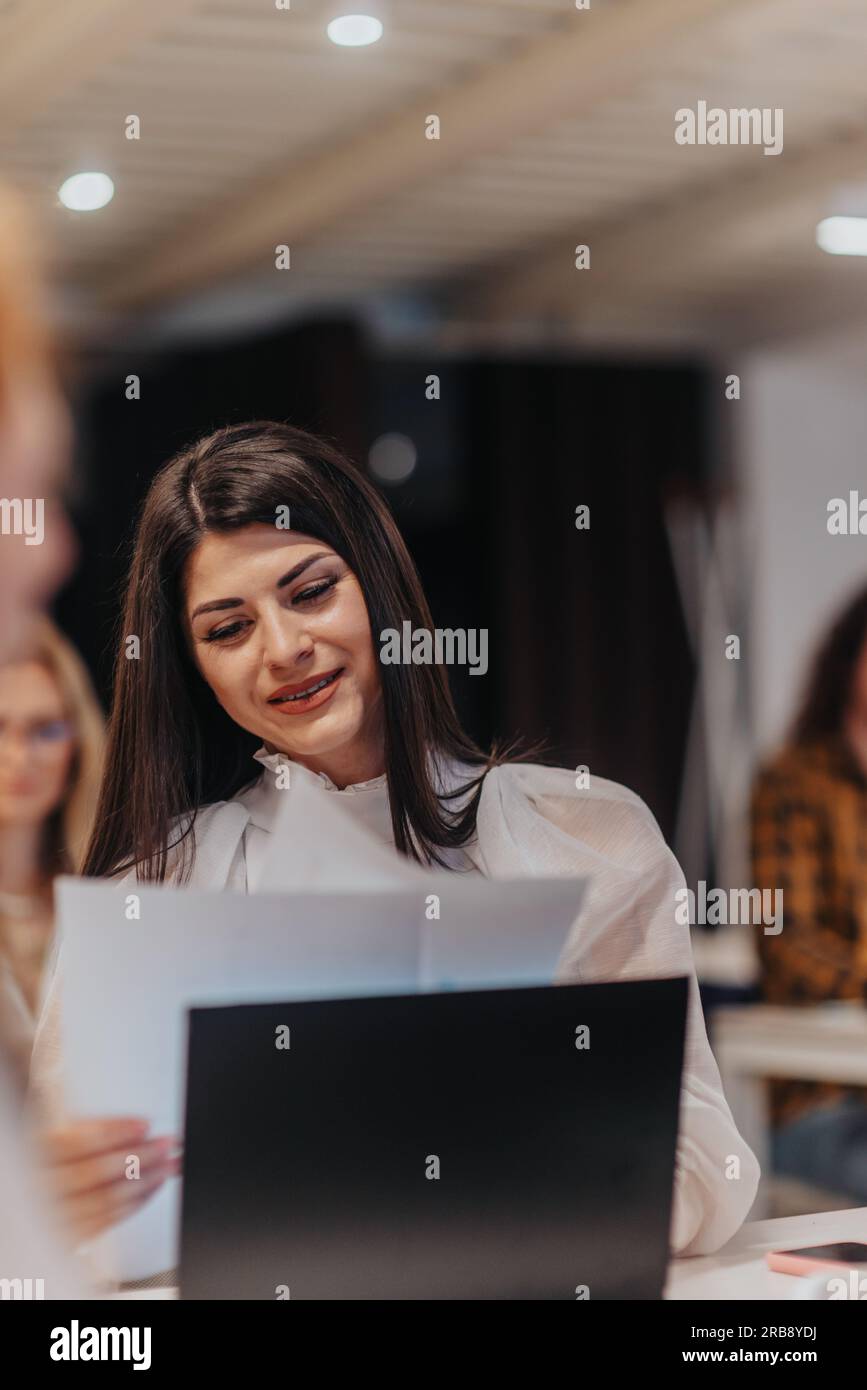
[791,581,867,745]
[83,421,512,882]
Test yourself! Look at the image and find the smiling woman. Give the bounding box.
[32,418,761,1267]
[82,419,501,883]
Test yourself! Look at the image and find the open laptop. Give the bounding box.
[179,975,688,1299]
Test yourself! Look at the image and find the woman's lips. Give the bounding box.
[0,780,41,796]
[267,668,344,716]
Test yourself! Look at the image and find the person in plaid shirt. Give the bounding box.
[751,583,867,1200]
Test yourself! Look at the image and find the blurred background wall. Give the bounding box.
[739,321,867,756]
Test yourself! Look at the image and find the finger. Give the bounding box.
[66,1170,170,1244]
[50,1137,176,1199]
[42,1117,152,1164]
[62,1173,161,1239]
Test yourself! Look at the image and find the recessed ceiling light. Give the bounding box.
[327,14,383,47]
[816,215,867,256]
[58,172,114,212]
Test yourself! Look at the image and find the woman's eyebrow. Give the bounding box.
[275,551,332,589]
[190,552,333,621]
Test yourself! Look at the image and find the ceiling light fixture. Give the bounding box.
[58,172,115,212]
[327,14,383,47]
[816,215,867,256]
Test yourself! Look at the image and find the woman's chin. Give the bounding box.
[263,710,360,761]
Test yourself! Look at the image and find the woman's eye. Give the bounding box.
[34,720,73,742]
[200,576,338,641]
[294,577,338,605]
[205,620,247,643]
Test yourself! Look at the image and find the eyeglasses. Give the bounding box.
[0,718,76,752]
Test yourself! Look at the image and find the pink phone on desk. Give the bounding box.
[766,1242,867,1276]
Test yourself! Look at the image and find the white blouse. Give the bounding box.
[33,746,760,1260]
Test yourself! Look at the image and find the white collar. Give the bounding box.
[251,744,388,794]
[238,745,391,837]
[240,745,484,839]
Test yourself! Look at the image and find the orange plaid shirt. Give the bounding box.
[750,736,867,1129]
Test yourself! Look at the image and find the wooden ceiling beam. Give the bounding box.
[459,126,867,323]
[94,0,759,309]
[0,0,204,137]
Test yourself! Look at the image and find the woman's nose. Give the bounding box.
[259,610,313,669]
[0,730,31,769]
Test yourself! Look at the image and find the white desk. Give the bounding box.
[113,1205,867,1300]
[712,1002,867,1216]
[665,1204,867,1299]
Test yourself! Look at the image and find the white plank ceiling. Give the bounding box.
[2,0,867,350]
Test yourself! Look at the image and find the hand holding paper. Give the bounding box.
[56,773,587,1280]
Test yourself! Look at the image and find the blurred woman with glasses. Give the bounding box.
[0,180,92,1296]
[0,615,104,1084]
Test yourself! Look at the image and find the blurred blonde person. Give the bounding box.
[0,181,91,1296]
[0,183,165,1295]
[0,616,104,1085]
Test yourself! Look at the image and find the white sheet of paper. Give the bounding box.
[57,872,584,1283]
[56,775,586,1282]
[57,881,420,1282]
